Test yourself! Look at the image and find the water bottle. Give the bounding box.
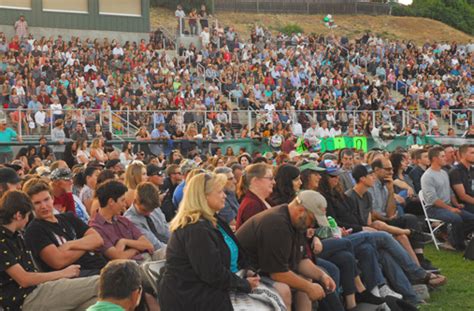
[327,216,341,239]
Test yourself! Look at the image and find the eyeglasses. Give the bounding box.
[383,167,393,171]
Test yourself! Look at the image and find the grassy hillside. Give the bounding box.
[151,7,473,44]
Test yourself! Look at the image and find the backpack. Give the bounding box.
[464,238,474,260]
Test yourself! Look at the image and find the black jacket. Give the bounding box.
[158,216,251,311]
[322,191,364,233]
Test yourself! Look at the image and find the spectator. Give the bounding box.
[124,161,148,208]
[78,166,101,213]
[421,146,474,251]
[408,148,430,195]
[0,167,22,198]
[76,139,90,165]
[214,166,239,225]
[51,119,67,160]
[450,144,474,214]
[159,173,260,310]
[71,122,89,141]
[90,180,155,261]
[0,190,99,311]
[235,163,274,229]
[124,182,170,251]
[87,260,142,311]
[146,163,165,189]
[0,115,22,164]
[236,190,338,310]
[14,15,28,38]
[23,178,105,275]
[161,164,183,222]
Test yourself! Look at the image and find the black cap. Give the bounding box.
[147,164,164,177]
[351,164,373,182]
[0,167,21,184]
[105,159,121,169]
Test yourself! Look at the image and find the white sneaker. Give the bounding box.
[371,286,381,297]
[378,285,403,299]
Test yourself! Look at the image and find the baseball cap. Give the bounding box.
[50,168,73,180]
[0,167,21,184]
[147,164,164,177]
[318,159,342,177]
[351,164,373,182]
[299,162,326,173]
[296,190,329,227]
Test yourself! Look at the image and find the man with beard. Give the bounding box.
[236,190,342,311]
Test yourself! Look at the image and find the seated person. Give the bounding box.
[421,146,474,251]
[87,260,142,311]
[23,178,106,276]
[236,190,341,311]
[158,173,261,311]
[124,182,170,252]
[449,144,474,214]
[0,190,99,311]
[90,180,156,261]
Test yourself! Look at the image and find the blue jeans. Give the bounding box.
[426,206,474,249]
[352,231,423,303]
[320,238,358,295]
[341,233,385,291]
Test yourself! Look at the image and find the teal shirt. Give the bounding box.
[0,127,17,153]
[217,224,239,273]
[87,301,125,311]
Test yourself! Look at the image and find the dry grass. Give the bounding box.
[150,7,473,44]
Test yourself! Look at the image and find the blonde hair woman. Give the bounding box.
[124,161,148,208]
[160,173,260,311]
[90,137,108,163]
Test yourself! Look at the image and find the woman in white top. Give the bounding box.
[119,141,135,167]
[76,139,90,164]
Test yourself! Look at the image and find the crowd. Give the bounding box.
[2,136,474,310]
[0,11,473,153]
[0,10,473,311]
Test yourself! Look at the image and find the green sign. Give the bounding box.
[319,136,368,153]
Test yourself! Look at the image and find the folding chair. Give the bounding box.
[141,259,166,295]
[419,190,446,251]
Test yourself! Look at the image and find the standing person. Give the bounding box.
[0,190,100,311]
[199,4,209,29]
[0,116,22,163]
[158,173,260,311]
[421,146,474,251]
[188,8,198,35]
[51,119,67,160]
[14,15,28,39]
[236,191,338,311]
[175,4,186,34]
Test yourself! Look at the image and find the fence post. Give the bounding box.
[449,110,453,128]
[372,111,376,130]
[19,108,23,137]
[353,111,356,133]
[247,110,252,130]
[127,110,130,137]
[50,109,54,135]
[402,110,406,131]
[108,109,113,135]
[256,0,259,13]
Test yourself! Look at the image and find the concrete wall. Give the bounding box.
[0,25,148,43]
[0,0,150,34]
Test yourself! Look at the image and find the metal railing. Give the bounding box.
[1,108,472,139]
